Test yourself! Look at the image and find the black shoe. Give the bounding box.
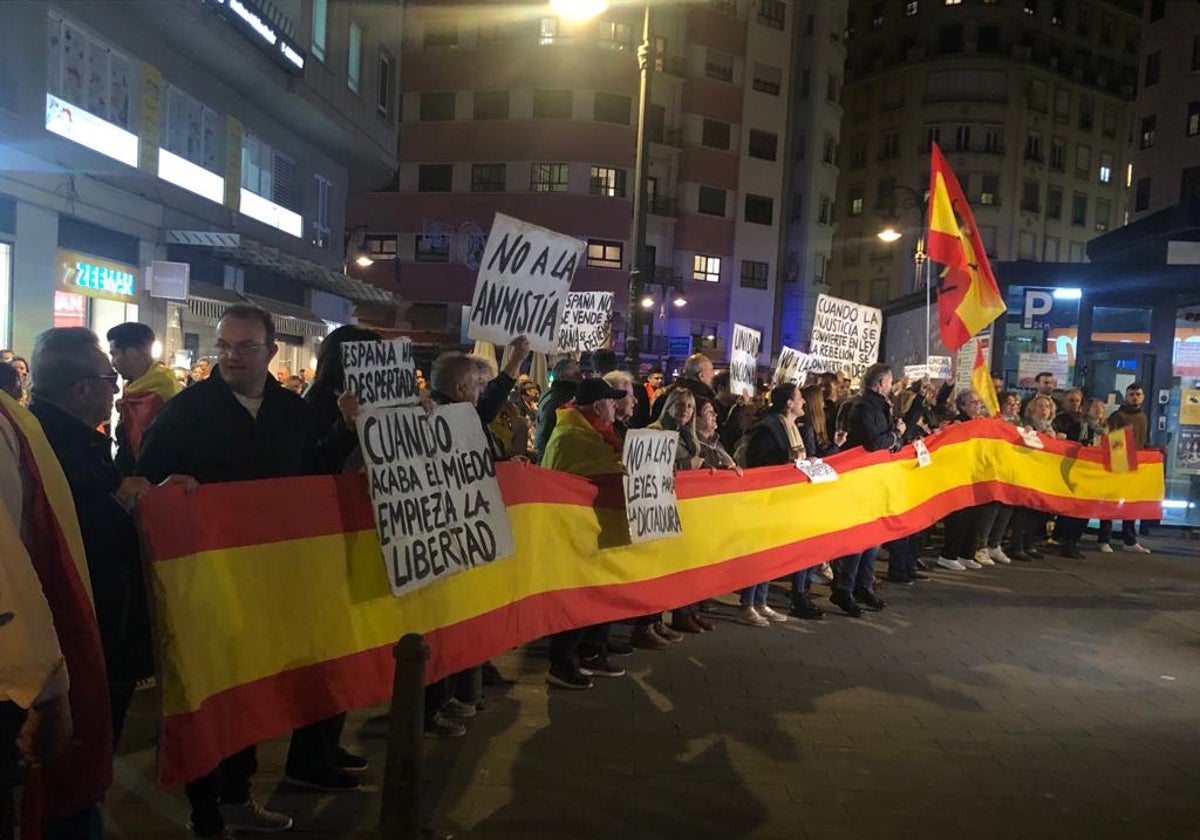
[853,588,887,611]
[336,748,369,772]
[579,655,626,678]
[1008,549,1033,562]
[885,575,915,586]
[1025,546,1044,559]
[546,664,593,690]
[481,661,516,688]
[284,766,361,792]
[907,571,929,581]
[790,595,825,620]
[829,590,863,618]
[607,640,634,657]
[1060,543,1085,560]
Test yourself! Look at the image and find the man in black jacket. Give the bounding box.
[139,305,333,836]
[831,363,904,617]
[534,357,581,457]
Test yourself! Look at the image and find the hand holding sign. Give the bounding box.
[341,337,417,408]
[623,429,683,543]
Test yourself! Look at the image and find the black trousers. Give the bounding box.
[286,713,346,774]
[548,624,610,670]
[185,745,257,835]
[1098,519,1138,546]
[942,507,979,560]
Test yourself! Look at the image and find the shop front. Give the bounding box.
[52,248,141,342]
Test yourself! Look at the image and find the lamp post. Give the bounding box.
[877,183,932,366]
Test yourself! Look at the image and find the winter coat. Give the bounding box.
[1108,404,1148,448]
[534,380,577,455]
[541,406,623,477]
[742,412,804,468]
[844,390,901,452]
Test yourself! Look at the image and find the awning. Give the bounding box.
[184,281,327,339]
[166,232,400,307]
[187,281,247,324]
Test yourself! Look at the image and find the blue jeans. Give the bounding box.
[833,546,880,595]
[884,535,917,579]
[739,581,769,607]
[790,566,812,594]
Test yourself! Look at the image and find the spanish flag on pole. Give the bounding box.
[1104,426,1138,473]
[926,143,1007,352]
[970,342,1000,417]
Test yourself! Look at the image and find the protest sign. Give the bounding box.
[774,346,821,386]
[557,291,613,352]
[809,294,882,376]
[341,337,417,408]
[954,335,991,391]
[730,324,762,397]
[357,402,515,597]
[927,356,952,379]
[913,439,932,468]
[622,429,682,543]
[903,364,927,380]
[467,213,585,353]
[1016,352,1069,388]
[795,458,838,484]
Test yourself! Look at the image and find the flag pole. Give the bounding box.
[916,234,929,367]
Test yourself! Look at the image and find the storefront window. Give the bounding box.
[1000,285,1079,389]
[0,243,11,349]
[53,291,87,329]
[1091,305,1152,344]
[1166,303,1200,526]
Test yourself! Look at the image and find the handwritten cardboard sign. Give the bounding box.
[341,337,417,408]
[467,213,585,353]
[357,402,515,597]
[557,291,613,352]
[774,346,822,386]
[730,324,762,398]
[809,294,882,376]
[622,429,682,544]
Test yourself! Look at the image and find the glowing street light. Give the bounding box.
[876,227,902,243]
[640,294,655,309]
[672,294,687,308]
[549,0,609,23]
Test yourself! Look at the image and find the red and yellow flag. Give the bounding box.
[970,343,1000,418]
[1104,426,1138,473]
[926,143,1007,351]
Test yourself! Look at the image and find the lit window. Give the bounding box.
[311,0,327,61]
[905,1,918,15]
[587,240,623,269]
[693,255,721,283]
[589,166,626,197]
[1098,152,1113,185]
[539,17,560,45]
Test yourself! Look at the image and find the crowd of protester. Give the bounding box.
[0,309,1157,838]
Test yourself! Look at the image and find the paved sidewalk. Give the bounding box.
[107,533,1200,839]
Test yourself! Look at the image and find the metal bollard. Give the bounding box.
[380,633,429,840]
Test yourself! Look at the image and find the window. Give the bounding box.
[1071,193,1087,226]
[702,119,731,150]
[1024,132,1042,162]
[850,143,866,168]
[593,92,631,124]
[420,92,455,121]
[826,73,840,103]
[843,238,861,266]
[883,79,903,109]
[1046,186,1063,219]
[848,185,864,216]
[478,23,510,43]
[1145,51,1160,87]
[1098,152,1113,185]
[871,2,884,28]
[977,25,999,53]
[1135,177,1151,212]
[905,1,918,16]
[1140,116,1156,150]
[653,36,667,71]
[1021,180,1040,213]
[530,162,568,192]
[1053,88,1070,123]
[924,126,941,153]
[415,234,449,263]
[955,125,971,152]
[744,194,774,225]
[533,89,572,118]
[752,63,781,95]
[1076,5,1090,36]
[1044,237,1060,262]
[471,163,506,192]
[1075,144,1091,178]
[1188,102,1200,138]
[586,240,623,269]
[875,176,897,212]
[538,17,561,45]
[800,69,811,98]
[1078,95,1093,131]
[698,186,726,216]
[740,260,769,289]
[705,50,734,83]
[1068,241,1085,262]
[1023,0,1036,14]
[938,24,963,54]
[880,131,899,160]
[748,130,778,161]
[348,20,362,94]
[822,133,837,164]
[311,0,327,61]
[693,255,721,283]
[1102,106,1117,139]
[589,166,626,197]
[1151,0,1167,22]
[474,90,510,119]
[817,195,832,224]
[377,51,394,120]
[757,0,785,29]
[979,174,999,206]
[1050,2,1063,26]
[363,235,398,261]
[241,133,296,207]
[1095,198,1111,232]
[1018,231,1036,260]
[162,84,220,173]
[1193,35,1200,72]
[311,176,330,249]
[1050,136,1066,170]
[597,20,633,50]
[418,163,453,192]
[46,13,133,131]
[984,129,1004,154]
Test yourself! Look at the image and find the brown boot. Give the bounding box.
[653,620,684,644]
[670,613,705,634]
[692,613,716,632]
[630,623,670,651]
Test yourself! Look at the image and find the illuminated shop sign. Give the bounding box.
[45,93,139,168]
[57,250,139,303]
[204,0,306,74]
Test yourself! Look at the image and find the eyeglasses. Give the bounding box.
[79,371,120,391]
[215,341,267,356]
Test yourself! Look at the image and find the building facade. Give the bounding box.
[1128,0,1200,220]
[348,0,795,371]
[0,0,401,376]
[831,0,1140,308]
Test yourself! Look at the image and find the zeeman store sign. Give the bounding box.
[57,250,139,304]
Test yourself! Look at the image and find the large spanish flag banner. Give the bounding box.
[926,142,1008,352]
[138,420,1163,786]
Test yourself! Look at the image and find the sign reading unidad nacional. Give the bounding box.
[341,337,417,408]
[808,294,882,376]
[467,213,585,354]
[357,402,515,597]
[557,291,614,353]
[729,324,762,397]
[622,429,682,544]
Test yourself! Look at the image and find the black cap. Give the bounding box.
[575,377,628,406]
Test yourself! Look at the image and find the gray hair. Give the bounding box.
[681,353,711,379]
[430,351,477,395]
[861,362,894,392]
[602,370,633,392]
[551,357,581,382]
[955,388,978,410]
[31,327,101,399]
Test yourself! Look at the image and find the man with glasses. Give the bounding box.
[139,304,360,837]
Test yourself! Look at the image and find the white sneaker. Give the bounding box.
[817,562,834,582]
[1098,543,1114,553]
[1121,543,1152,554]
[974,549,995,566]
[736,606,770,627]
[758,605,789,623]
[936,556,966,571]
[959,555,983,569]
[988,546,1012,565]
[219,800,293,833]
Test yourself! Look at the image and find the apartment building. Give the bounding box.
[1129,0,1200,220]
[0,0,400,374]
[831,0,1140,307]
[348,0,794,369]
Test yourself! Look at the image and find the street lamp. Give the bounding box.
[877,183,933,364]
